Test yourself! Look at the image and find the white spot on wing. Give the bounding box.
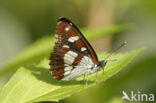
[81,47,87,51]
[68,51,78,57]
[70,22,72,25]
[64,51,78,64]
[68,36,79,42]
[63,45,69,48]
[65,26,70,31]
[64,66,72,71]
[55,34,58,38]
[64,71,71,76]
[55,34,59,42]
[64,57,74,64]
[65,64,69,66]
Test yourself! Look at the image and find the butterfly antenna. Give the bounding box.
[104,41,127,60]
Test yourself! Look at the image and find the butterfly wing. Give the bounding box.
[49,17,99,80]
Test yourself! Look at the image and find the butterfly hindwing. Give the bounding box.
[49,17,99,80]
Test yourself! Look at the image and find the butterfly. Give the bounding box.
[49,17,107,85]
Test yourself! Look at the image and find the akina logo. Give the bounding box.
[122,90,155,102]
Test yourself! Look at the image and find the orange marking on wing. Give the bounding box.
[52,68,64,79]
[52,71,57,76]
[72,54,83,66]
[58,64,63,67]
[83,41,98,64]
[55,22,68,42]
[68,28,77,36]
[75,39,84,50]
[58,48,68,59]
[49,61,55,65]
[58,69,64,73]
[56,22,68,34]
[55,74,64,79]
[50,66,55,70]
[55,70,64,79]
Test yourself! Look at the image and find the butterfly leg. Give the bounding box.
[83,74,86,80]
[96,71,98,84]
[103,68,104,75]
[86,73,89,86]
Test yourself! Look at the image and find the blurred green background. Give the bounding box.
[0,0,155,103]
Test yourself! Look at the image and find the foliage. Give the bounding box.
[0,48,144,103]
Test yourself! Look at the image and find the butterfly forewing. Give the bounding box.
[49,17,99,80]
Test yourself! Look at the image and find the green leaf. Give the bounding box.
[0,24,130,78]
[0,48,144,103]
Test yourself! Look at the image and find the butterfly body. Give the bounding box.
[49,17,106,81]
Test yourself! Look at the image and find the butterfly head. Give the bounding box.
[98,60,107,68]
